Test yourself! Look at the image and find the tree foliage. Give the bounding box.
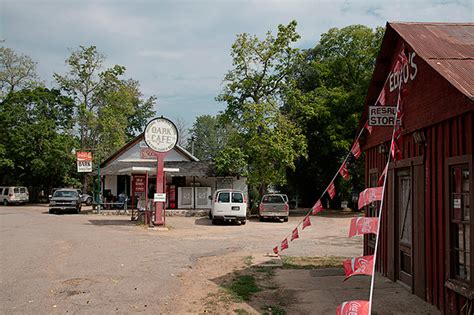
[0,87,78,189]
[284,25,384,206]
[216,21,307,193]
[54,46,155,158]
[0,46,41,99]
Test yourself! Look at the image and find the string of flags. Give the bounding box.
[270,44,409,314]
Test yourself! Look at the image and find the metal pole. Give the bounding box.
[97,151,101,214]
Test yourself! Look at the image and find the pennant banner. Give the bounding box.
[348,217,378,238]
[358,187,383,209]
[351,140,361,159]
[327,182,336,200]
[339,162,350,181]
[364,121,373,134]
[336,300,370,315]
[312,200,323,215]
[291,228,299,241]
[302,216,311,230]
[281,238,289,251]
[273,246,279,255]
[343,255,374,280]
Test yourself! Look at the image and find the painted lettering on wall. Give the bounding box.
[389,52,417,92]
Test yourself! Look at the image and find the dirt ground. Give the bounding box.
[0,205,439,314]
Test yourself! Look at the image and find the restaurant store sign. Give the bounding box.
[76,151,92,173]
[144,117,178,153]
[368,106,397,126]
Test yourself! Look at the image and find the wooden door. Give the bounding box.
[396,168,413,287]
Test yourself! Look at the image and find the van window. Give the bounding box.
[14,188,19,193]
[232,193,244,203]
[3,189,8,195]
[20,187,26,193]
[218,192,230,203]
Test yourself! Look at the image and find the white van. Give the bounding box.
[210,189,247,225]
[0,186,29,205]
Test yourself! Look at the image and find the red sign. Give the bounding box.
[140,147,160,159]
[343,255,374,280]
[348,217,378,238]
[76,151,92,161]
[358,187,383,209]
[336,300,369,315]
[133,175,146,193]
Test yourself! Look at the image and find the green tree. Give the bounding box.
[54,46,155,157]
[187,115,234,161]
[0,87,78,190]
[0,46,41,99]
[217,21,307,194]
[284,25,384,207]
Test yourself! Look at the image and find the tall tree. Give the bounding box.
[0,47,41,99]
[0,87,78,190]
[284,25,384,207]
[54,46,155,158]
[217,21,307,194]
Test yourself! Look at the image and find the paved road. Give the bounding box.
[0,205,361,314]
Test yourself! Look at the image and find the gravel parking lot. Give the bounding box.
[0,204,363,314]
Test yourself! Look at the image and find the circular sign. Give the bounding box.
[144,117,179,153]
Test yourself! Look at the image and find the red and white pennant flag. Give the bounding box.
[378,163,388,186]
[273,246,279,255]
[327,182,336,199]
[343,255,374,280]
[358,187,383,209]
[348,217,378,238]
[281,238,289,251]
[312,200,323,215]
[339,162,350,181]
[302,216,311,229]
[364,121,373,135]
[291,228,299,241]
[336,300,369,315]
[351,140,361,159]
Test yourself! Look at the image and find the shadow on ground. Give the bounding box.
[87,219,136,226]
[205,256,440,315]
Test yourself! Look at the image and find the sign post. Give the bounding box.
[144,117,178,226]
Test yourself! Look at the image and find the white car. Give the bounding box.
[0,186,29,206]
[209,189,247,225]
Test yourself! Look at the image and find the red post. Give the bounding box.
[154,153,167,225]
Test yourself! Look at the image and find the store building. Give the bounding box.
[361,22,473,313]
[99,132,247,211]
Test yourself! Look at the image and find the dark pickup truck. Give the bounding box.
[259,194,289,222]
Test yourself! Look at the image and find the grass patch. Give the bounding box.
[233,309,252,315]
[225,275,261,301]
[261,304,286,315]
[254,266,275,277]
[244,255,253,266]
[281,256,346,269]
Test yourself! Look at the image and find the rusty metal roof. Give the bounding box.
[390,22,474,99]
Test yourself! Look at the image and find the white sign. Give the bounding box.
[368,106,397,126]
[144,117,178,153]
[154,193,166,202]
[389,51,417,92]
[77,160,92,172]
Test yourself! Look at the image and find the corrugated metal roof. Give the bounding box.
[390,22,474,99]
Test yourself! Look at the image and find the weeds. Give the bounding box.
[225,275,261,301]
[281,256,346,269]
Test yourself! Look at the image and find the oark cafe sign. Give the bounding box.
[144,117,179,153]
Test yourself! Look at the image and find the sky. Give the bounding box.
[1,0,473,128]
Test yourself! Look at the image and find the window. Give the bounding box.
[446,155,473,297]
[218,192,230,203]
[232,193,243,203]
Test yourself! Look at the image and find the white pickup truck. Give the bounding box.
[259,194,289,222]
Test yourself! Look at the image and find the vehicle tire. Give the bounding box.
[284,217,289,222]
[259,216,264,222]
[241,219,246,225]
[3,199,8,206]
[212,218,218,225]
[49,209,54,214]
[86,197,92,206]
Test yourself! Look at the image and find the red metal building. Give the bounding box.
[361,22,473,313]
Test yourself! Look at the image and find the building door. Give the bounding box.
[395,168,413,287]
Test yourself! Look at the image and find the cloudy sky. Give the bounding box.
[1,0,472,127]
